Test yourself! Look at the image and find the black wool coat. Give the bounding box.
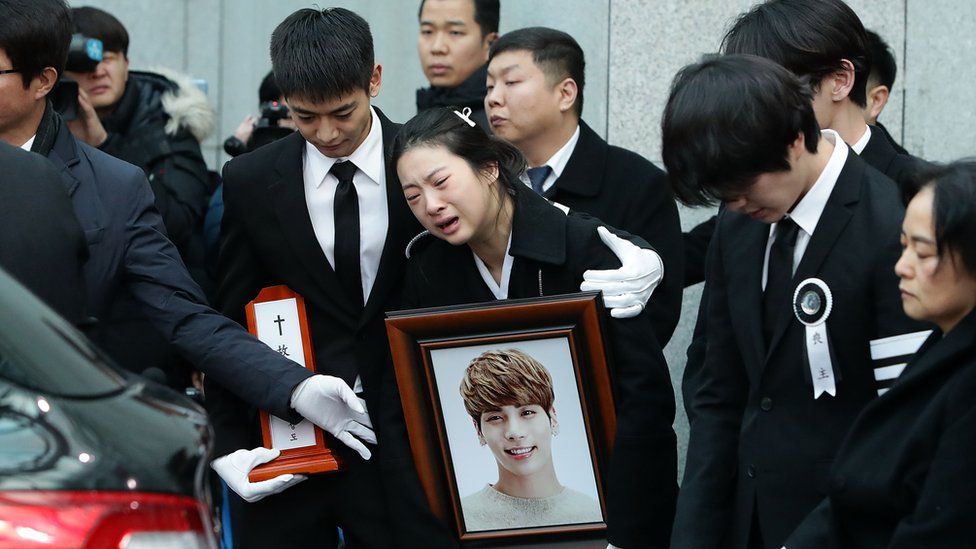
[389,188,678,548]
[786,310,976,548]
[545,121,683,346]
[672,152,926,549]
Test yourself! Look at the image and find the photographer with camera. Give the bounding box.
[223,71,295,157]
[66,7,214,253]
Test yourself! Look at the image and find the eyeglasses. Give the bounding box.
[0,69,20,75]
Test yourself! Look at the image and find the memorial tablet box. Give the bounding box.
[245,285,342,482]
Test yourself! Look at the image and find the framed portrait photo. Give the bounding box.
[386,292,617,544]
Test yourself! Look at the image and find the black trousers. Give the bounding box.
[228,457,395,548]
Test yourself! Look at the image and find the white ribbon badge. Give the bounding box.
[793,278,836,399]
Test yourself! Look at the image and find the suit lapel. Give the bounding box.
[766,154,863,358]
[361,110,418,326]
[724,215,769,371]
[269,133,359,320]
[547,121,605,199]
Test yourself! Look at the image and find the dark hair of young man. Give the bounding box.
[71,6,130,56]
[662,54,820,207]
[417,0,500,37]
[392,106,526,197]
[269,7,374,104]
[258,71,282,104]
[925,160,976,275]
[722,0,871,107]
[866,30,896,89]
[488,26,585,117]
[0,0,72,87]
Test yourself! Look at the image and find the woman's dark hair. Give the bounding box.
[392,107,526,197]
[71,6,129,56]
[662,54,820,207]
[922,160,976,276]
[0,0,72,88]
[258,71,282,104]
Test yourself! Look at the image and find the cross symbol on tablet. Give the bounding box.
[274,315,285,336]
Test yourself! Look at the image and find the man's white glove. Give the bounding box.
[290,374,376,460]
[211,447,307,503]
[580,226,664,319]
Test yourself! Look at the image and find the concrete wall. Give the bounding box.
[72,0,975,479]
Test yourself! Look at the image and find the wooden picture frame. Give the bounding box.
[245,285,342,482]
[385,292,617,544]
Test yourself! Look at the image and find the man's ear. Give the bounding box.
[483,31,499,51]
[32,67,59,100]
[788,131,807,162]
[828,59,857,103]
[556,78,579,115]
[866,84,890,124]
[369,63,383,98]
[473,419,486,445]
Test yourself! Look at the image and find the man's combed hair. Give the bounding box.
[459,349,555,426]
[71,6,130,56]
[418,0,500,37]
[270,7,374,103]
[722,0,871,107]
[0,0,72,87]
[922,160,976,277]
[662,55,820,207]
[392,107,527,197]
[489,27,585,117]
[866,30,897,89]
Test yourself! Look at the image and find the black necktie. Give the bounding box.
[763,217,800,346]
[527,165,552,195]
[330,161,364,310]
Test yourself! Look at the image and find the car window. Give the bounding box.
[0,317,127,398]
[0,407,59,474]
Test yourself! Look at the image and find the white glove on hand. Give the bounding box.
[580,226,664,319]
[211,447,307,503]
[290,374,376,460]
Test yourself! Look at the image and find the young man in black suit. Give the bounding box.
[416,0,498,129]
[863,29,909,155]
[486,27,683,345]
[210,8,662,547]
[665,55,925,549]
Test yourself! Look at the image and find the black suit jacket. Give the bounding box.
[0,142,87,324]
[786,310,976,548]
[672,152,925,549]
[210,109,457,546]
[393,188,678,548]
[860,128,930,203]
[32,113,308,419]
[546,121,683,346]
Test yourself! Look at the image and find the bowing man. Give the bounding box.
[665,55,926,549]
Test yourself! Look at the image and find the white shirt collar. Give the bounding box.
[850,124,872,155]
[304,106,385,188]
[539,125,581,178]
[472,233,514,300]
[20,135,36,151]
[783,129,849,237]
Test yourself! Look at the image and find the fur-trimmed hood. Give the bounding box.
[150,67,215,142]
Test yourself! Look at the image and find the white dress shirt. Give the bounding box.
[762,129,849,289]
[472,233,514,300]
[850,124,872,155]
[303,107,389,304]
[523,125,581,193]
[19,135,36,151]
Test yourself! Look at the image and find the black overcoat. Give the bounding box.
[545,121,683,346]
[786,310,976,548]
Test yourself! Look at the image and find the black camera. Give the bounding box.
[51,35,103,121]
[255,100,290,128]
